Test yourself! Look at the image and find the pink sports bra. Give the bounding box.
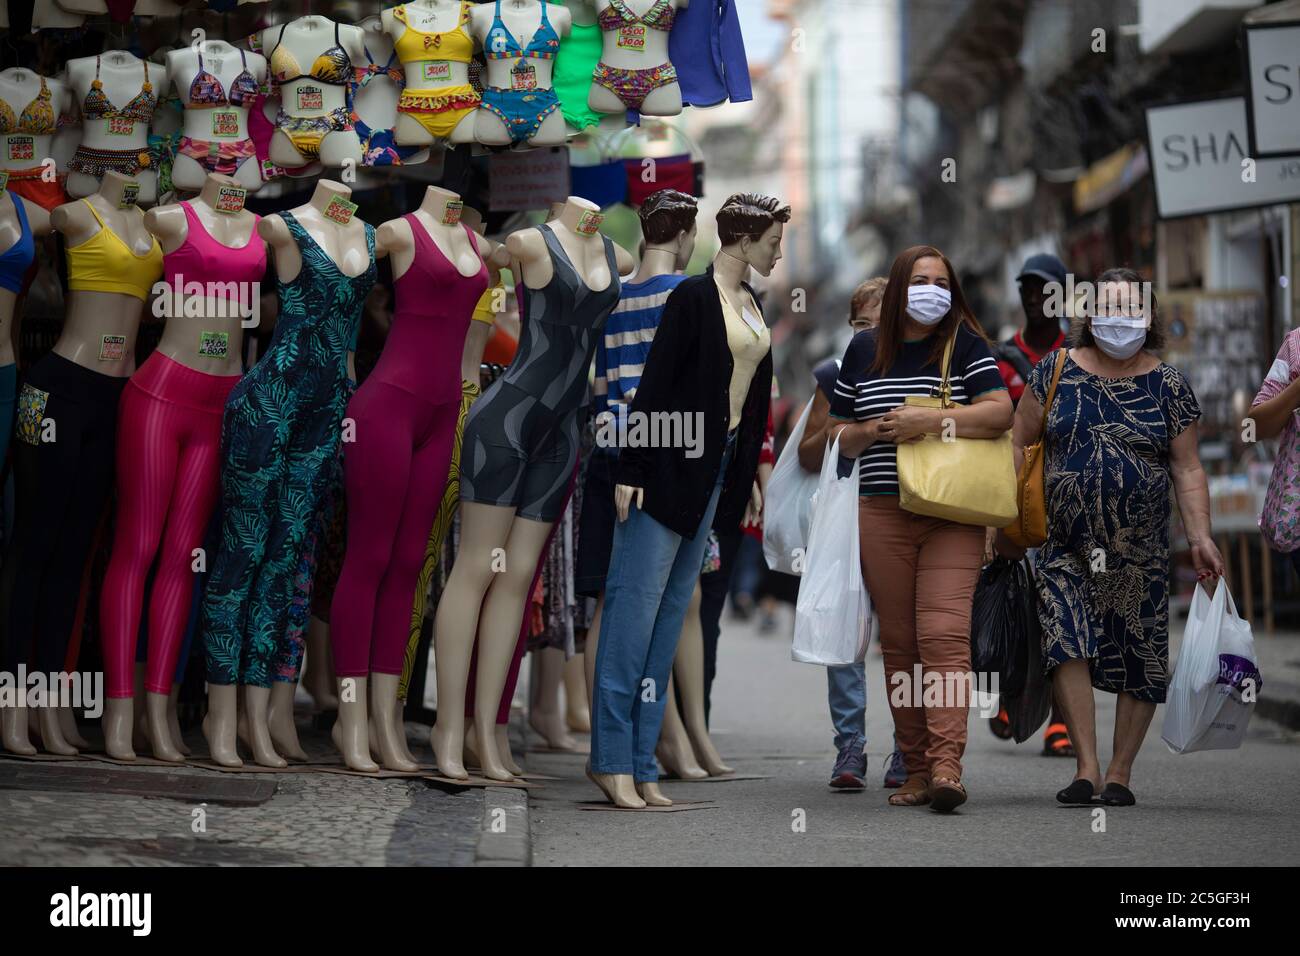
[164,201,266,302]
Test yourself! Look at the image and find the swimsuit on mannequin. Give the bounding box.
[0,190,35,472]
[100,198,264,712]
[351,46,422,166]
[200,201,376,692]
[176,48,260,178]
[68,57,159,179]
[552,0,605,131]
[460,223,619,520]
[269,20,356,162]
[330,216,487,685]
[591,0,679,111]
[479,0,563,145]
[391,2,480,140]
[0,72,66,210]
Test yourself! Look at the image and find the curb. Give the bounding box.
[1256,680,1300,732]
[475,787,530,866]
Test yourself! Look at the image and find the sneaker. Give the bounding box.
[883,749,906,789]
[829,734,867,789]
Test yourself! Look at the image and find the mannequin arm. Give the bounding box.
[613,484,643,522]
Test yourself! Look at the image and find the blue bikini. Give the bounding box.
[481,0,562,144]
[0,193,34,475]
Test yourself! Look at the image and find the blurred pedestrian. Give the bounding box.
[830,246,1012,812]
[1250,325,1300,579]
[1004,268,1223,807]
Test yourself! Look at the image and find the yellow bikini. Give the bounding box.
[66,200,163,301]
[269,22,356,161]
[392,2,480,139]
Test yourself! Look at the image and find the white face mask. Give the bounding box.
[1090,316,1147,360]
[906,284,952,326]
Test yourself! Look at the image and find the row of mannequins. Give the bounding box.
[0,1,696,206]
[0,160,784,806]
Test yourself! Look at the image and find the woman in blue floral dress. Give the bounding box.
[1009,268,1223,808]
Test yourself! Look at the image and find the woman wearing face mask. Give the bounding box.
[1002,267,1223,807]
[829,247,1012,812]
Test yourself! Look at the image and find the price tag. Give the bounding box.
[442,200,464,226]
[421,62,453,83]
[6,136,34,162]
[741,307,765,338]
[617,24,647,51]
[297,86,324,111]
[199,331,230,358]
[212,110,240,138]
[576,210,604,235]
[511,64,538,91]
[107,117,135,136]
[119,182,140,208]
[215,185,247,213]
[99,334,127,362]
[323,194,357,225]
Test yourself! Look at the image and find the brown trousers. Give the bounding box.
[859,496,984,782]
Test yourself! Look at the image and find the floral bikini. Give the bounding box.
[68,56,159,179]
[269,21,355,163]
[593,0,679,111]
[178,48,259,177]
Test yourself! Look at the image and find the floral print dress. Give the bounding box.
[201,211,376,688]
[1029,351,1201,703]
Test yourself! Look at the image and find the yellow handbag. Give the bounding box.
[1002,348,1067,548]
[895,331,1018,527]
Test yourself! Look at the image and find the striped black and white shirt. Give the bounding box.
[829,326,1005,495]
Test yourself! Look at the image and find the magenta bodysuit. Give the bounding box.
[330,215,488,678]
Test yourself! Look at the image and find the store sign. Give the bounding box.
[488,148,570,212]
[1243,21,1300,157]
[1144,97,1300,218]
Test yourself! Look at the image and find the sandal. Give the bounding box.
[887,776,930,806]
[989,707,1013,740]
[1042,723,1075,757]
[1056,779,1096,805]
[1098,782,1136,806]
[929,776,967,813]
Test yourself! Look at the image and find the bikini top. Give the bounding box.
[189,48,259,108]
[0,75,57,136]
[354,46,404,91]
[66,200,164,302]
[83,56,157,125]
[0,194,35,294]
[270,21,353,87]
[164,202,266,302]
[393,2,475,64]
[486,0,560,62]
[597,0,676,33]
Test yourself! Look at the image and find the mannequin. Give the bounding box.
[469,0,573,148]
[65,53,168,206]
[588,0,686,116]
[0,172,161,756]
[0,69,71,212]
[552,0,606,134]
[31,0,85,29]
[99,174,265,762]
[384,1,480,148]
[199,180,376,768]
[0,185,48,471]
[672,583,733,774]
[59,0,181,17]
[564,653,591,731]
[431,196,632,781]
[329,186,504,772]
[589,193,786,807]
[165,41,268,193]
[352,13,432,166]
[261,16,366,169]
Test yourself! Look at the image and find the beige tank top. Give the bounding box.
[717,278,771,429]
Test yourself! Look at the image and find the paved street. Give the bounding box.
[531,607,1300,866]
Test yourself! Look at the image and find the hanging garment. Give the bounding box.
[666,0,752,107]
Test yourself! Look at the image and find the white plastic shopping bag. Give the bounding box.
[1161,578,1261,754]
[763,397,820,574]
[791,433,870,665]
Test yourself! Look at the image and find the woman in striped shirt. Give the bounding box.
[829,245,1012,812]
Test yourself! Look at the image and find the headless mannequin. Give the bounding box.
[204,180,371,769]
[99,175,262,762]
[469,0,573,147]
[65,53,168,206]
[31,1,84,29]
[356,13,434,165]
[459,205,495,380]
[165,41,268,193]
[0,69,69,175]
[384,0,479,147]
[432,197,632,781]
[588,0,686,116]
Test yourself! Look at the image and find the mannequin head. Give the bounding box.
[716,193,789,277]
[640,189,698,271]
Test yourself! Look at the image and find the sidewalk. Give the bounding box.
[1248,629,1300,731]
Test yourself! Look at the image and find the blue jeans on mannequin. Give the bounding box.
[591,432,737,782]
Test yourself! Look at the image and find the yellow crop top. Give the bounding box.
[66,200,163,302]
[472,276,505,324]
[393,2,475,73]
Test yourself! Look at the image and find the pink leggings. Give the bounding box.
[330,381,460,677]
[101,353,240,698]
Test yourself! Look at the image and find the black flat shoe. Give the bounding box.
[1098,783,1136,806]
[1056,779,1096,805]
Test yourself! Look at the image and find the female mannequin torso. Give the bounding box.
[470,0,572,147]
[589,0,685,116]
[0,70,68,176]
[353,14,433,165]
[165,42,268,193]
[0,190,50,366]
[384,0,479,147]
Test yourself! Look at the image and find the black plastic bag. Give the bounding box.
[1002,561,1053,742]
[970,558,1032,697]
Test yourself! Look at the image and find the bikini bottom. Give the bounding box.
[4,165,67,211]
[148,131,181,197]
[67,143,155,179]
[275,106,352,163]
[354,119,423,167]
[396,85,481,140]
[479,87,561,145]
[592,61,679,112]
[177,135,257,177]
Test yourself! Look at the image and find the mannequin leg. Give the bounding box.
[144,690,184,762]
[564,652,591,732]
[267,681,307,761]
[58,704,91,750]
[529,646,576,750]
[131,663,149,751]
[241,684,285,768]
[103,698,136,760]
[303,617,339,710]
[203,682,242,767]
[584,593,604,713]
[675,582,733,776]
[370,672,417,771]
[332,674,379,772]
[656,672,707,779]
[167,684,190,756]
[429,502,518,779]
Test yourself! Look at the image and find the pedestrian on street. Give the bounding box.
[829,246,1013,812]
[986,253,1075,758]
[1249,325,1300,579]
[797,277,905,790]
[1002,268,1224,808]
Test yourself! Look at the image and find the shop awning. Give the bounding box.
[1073,143,1149,214]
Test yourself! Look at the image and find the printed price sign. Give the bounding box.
[422,62,453,83]
[99,334,127,362]
[6,136,35,162]
[107,117,135,136]
[297,86,324,111]
[199,331,230,358]
[323,194,357,224]
[215,185,247,213]
[212,110,240,138]
[617,25,647,51]
[442,200,464,225]
[511,64,538,91]
[119,182,140,207]
[576,210,604,235]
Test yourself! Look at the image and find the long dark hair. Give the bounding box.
[871,245,987,373]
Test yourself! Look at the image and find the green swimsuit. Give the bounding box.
[553,2,604,131]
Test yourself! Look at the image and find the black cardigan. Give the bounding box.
[614,266,773,539]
